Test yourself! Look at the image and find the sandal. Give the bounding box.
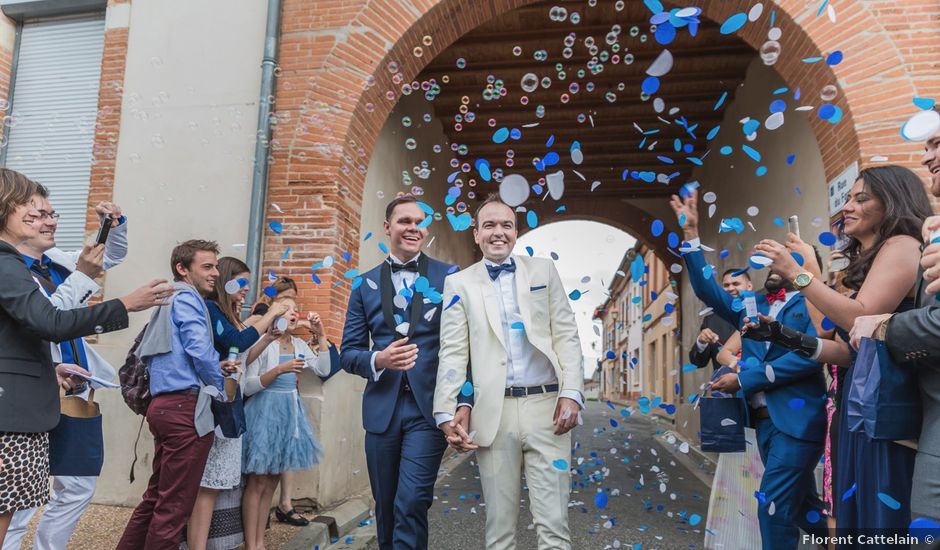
[275,506,310,526]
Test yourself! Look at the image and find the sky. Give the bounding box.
[514,220,636,378]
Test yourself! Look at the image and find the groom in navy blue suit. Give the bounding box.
[341,195,470,550]
[671,190,828,550]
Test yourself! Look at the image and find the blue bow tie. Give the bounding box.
[486,259,516,281]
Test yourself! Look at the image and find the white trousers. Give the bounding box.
[475,393,572,550]
[3,476,97,550]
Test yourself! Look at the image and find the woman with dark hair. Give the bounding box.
[0,169,168,545]
[753,165,932,542]
[188,257,289,550]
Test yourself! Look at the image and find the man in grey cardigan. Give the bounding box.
[851,116,940,531]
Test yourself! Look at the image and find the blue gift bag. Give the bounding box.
[699,396,747,453]
[211,385,247,438]
[847,337,922,441]
[49,392,104,477]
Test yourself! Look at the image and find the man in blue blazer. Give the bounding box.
[671,190,827,550]
[341,195,470,550]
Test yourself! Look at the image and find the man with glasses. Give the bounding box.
[2,198,129,550]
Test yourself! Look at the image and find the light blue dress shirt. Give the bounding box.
[149,290,225,396]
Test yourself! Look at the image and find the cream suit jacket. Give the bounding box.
[433,255,584,447]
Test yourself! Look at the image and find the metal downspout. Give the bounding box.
[244,0,282,310]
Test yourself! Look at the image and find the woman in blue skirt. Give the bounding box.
[241,296,332,550]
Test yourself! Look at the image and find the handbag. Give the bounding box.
[48,389,105,477]
[210,383,247,438]
[699,396,748,453]
[847,337,922,440]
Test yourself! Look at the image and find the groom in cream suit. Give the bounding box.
[434,194,583,550]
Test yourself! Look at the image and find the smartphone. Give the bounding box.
[95,217,112,245]
[787,215,800,238]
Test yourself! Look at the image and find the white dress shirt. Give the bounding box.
[370,253,421,381]
[486,256,583,406]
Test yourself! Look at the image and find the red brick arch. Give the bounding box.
[272,0,938,340]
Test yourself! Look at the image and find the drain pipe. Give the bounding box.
[244,0,283,311]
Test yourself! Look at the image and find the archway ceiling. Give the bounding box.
[418,0,755,202]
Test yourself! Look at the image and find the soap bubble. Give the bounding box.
[760,41,781,65]
[820,85,838,101]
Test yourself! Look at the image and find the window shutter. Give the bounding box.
[4,14,105,250]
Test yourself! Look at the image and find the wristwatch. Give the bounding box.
[792,271,814,290]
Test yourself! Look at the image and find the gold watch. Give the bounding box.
[792,271,814,290]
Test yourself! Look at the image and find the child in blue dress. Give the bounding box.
[241,297,332,550]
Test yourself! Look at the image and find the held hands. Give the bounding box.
[276,358,305,374]
[76,243,105,278]
[696,328,720,346]
[849,313,893,349]
[95,201,123,227]
[220,358,241,375]
[753,238,801,280]
[553,397,580,435]
[668,189,699,239]
[709,372,741,394]
[375,337,418,371]
[55,363,91,392]
[441,406,477,453]
[120,279,173,312]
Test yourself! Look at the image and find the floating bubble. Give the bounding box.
[820,85,838,102]
[549,5,568,21]
[760,41,781,65]
[521,73,539,93]
[512,45,522,56]
[422,35,432,46]
[412,46,423,57]
[456,57,466,69]
[405,138,417,150]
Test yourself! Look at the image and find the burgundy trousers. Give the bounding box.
[116,393,213,550]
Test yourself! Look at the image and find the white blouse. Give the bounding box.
[244,336,331,397]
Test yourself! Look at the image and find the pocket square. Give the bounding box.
[530,285,547,291]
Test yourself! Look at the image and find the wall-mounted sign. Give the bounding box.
[828,161,859,216]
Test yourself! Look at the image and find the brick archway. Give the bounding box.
[272,0,936,339]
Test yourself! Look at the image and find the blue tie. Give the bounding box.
[486,259,516,281]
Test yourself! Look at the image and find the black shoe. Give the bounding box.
[275,506,310,526]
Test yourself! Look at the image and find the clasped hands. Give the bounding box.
[438,397,581,453]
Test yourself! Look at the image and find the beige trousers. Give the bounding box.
[476,392,572,550]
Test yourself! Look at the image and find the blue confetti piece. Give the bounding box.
[821,317,836,331]
[791,252,805,266]
[769,99,787,113]
[706,125,720,140]
[525,246,535,256]
[667,232,679,248]
[311,273,321,285]
[269,221,282,234]
[756,166,768,177]
[510,321,524,330]
[819,231,837,246]
[492,127,509,143]
[363,231,372,241]
[802,56,823,63]
[878,492,901,510]
[818,104,836,120]
[546,135,555,147]
[842,482,857,501]
[720,145,733,155]
[786,154,796,165]
[609,419,618,428]
[526,210,539,229]
[914,97,937,110]
[263,286,277,298]
[594,491,609,509]
[543,151,560,167]
[714,91,728,111]
[552,459,569,471]
[719,12,747,34]
[742,119,760,135]
[664,404,676,414]
[343,269,360,279]
[606,351,616,360]
[568,289,582,301]
[651,219,664,237]
[807,510,821,524]
[509,128,522,140]
[772,217,785,227]
[689,513,702,526]
[281,247,291,260]
[826,50,843,66]
[741,145,762,162]
[643,0,664,14]
[460,381,474,397]
[417,216,433,230]
[378,242,389,254]
[351,277,363,290]
[444,295,460,311]
[641,76,660,95]
[216,319,224,336]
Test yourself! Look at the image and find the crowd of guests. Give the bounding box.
[0,168,339,550]
[678,115,940,549]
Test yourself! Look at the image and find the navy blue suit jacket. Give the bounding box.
[684,248,827,442]
[341,255,469,434]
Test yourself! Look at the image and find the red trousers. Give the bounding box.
[116,393,213,550]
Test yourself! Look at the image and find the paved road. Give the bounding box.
[361,400,710,549]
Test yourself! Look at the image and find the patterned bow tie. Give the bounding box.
[389,260,419,274]
[486,259,516,281]
[765,288,787,305]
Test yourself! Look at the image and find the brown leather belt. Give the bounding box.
[751,407,770,421]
